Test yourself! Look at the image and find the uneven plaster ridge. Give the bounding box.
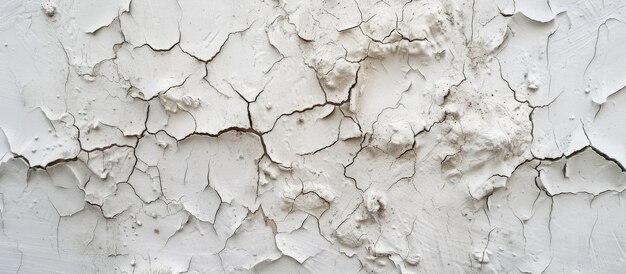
[1,0,626,273]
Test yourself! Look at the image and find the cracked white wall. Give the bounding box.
[0,0,625,273]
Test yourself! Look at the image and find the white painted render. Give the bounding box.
[1,0,625,273]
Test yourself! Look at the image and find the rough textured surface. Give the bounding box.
[1,0,626,273]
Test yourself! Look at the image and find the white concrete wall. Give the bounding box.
[1,0,625,273]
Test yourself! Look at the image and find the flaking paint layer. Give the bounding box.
[1,0,626,273]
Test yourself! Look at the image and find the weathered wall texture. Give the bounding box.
[0,0,625,273]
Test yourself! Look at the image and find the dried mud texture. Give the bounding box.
[1,0,626,273]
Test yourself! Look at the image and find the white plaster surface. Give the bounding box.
[1,0,626,273]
